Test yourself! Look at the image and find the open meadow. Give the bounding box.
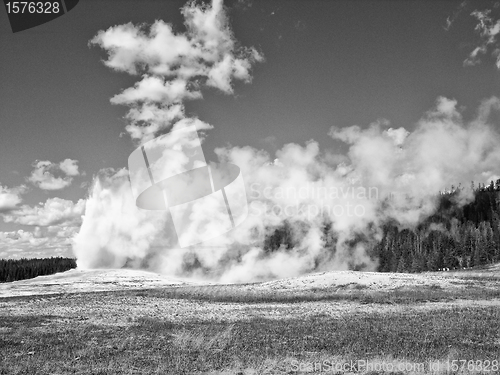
[1,267,500,374]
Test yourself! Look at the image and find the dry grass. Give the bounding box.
[1,303,499,374]
[1,268,500,374]
[129,282,500,304]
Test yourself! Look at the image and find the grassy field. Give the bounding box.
[1,270,500,374]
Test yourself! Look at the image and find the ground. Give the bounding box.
[1,266,500,374]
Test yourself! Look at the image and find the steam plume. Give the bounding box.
[74,1,500,282]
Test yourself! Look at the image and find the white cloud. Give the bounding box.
[386,127,410,146]
[0,227,77,259]
[207,54,234,93]
[90,0,263,143]
[464,8,500,68]
[28,159,81,190]
[0,184,27,213]
[59,159,80,177]
[0,196,85,259]
[2,197,85,227]
[111,77,201,105]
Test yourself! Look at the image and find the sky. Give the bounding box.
[1,0,500,263]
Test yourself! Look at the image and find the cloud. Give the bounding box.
[464,7,500,68]
[90,0,263,143]
[111,77,201,105]
[0,184,27,213]
[59,159,80,177]
[475,95,500,122]
[385,127,410,146]
[28,159,81,190]
[0,196,85,259]
[0,227,77,259]
[444,0,469,31]
[2,197,85,227]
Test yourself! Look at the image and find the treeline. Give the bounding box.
[262,180,500,273]
[376,184,500,272]
[0,257,77,282]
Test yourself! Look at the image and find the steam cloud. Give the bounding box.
[74,0,500,282]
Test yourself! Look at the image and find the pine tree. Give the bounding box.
[472,227,488,267]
